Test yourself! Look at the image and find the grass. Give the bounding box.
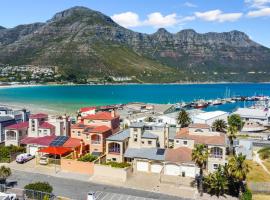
[246,160,270,182]
[253,194,270,200]
[262,160,270,172]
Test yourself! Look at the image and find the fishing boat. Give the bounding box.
[212,98,223,105]
[193,100,208,109]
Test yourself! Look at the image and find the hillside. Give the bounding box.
[0,6,270,82]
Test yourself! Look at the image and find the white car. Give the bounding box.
[87,192,96,200]
[39,154,50,165]
[0,192,16,200]
[16,153,34,164]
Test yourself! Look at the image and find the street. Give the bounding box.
[8,170,189,200]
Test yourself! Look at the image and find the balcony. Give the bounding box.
[91,140,101,145]
[108,148,120,155]
[209,154,223,159]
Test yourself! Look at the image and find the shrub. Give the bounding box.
[106,162,130,168]
[24,182,53,199]
[0,145,26,163]
[78,154,97,162]
[241,188,252,200]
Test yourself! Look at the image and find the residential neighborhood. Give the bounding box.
[1,100,270,200]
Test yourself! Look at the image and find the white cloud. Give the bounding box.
[247,7,270,17]
[183,2,197,8]
[195,9,243,22]
[245,0,270,8]
[111,12,141,28]
[144,12,178,27]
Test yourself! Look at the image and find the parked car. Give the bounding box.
[87,192,96,200]
[39,154,60,165]
[16,153,34,164]
[0,192,16,200]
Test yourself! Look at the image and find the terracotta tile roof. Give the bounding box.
[91,125,111,133]
[175,131,226,146]
[20,135,56,146]
[71,123,86,129]
[6,122,29,130]
[29,113,48,119]
[80,107,96,112]
[71,123,111,134]
[39,122,55,129]
[165,147,193,163]
[189,123,210,129]
[63,138,82,148]
[83,112,117,120]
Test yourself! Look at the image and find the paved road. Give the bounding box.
[8,170,189,200]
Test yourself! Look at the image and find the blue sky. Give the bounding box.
[1,0,270,47]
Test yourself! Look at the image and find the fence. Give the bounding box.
[248,182,270,194]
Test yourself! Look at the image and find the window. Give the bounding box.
[77,131,81,136]
[183,141,188,145]
[134,138,137,142]
[141,141,144,144]
[176,140,179,143]
[86,135,89,140]
[148,141,152,145]
[213,164,218,170]
[210,147,223,158]
[133,128,138,132]
[112,158,116,161]
[195,129,203,132]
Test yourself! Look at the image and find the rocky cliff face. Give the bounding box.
[0,6,270,82]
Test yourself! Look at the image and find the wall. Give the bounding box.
[93,164,132,182]
[61,158,94,175]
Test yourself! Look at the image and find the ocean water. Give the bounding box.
[0,83,269,114]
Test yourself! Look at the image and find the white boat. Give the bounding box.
[241,122,268,132]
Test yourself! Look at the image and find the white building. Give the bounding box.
[234,107,270,125]
[193,111,229,126]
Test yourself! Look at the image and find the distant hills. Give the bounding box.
[1,6,270,83]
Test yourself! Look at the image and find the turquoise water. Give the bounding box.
[0,83,269,113]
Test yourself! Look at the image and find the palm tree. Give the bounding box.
[0,166,12,184]
[192,144,209,195]
[177,109,191,128]
[228,154,250,196]
[204,166,228,197]
[227,125,238,154]
[228,114,243,131]
[212,119,227,132]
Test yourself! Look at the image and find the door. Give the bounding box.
[164,164,180,176]
[136,161,149,172]
[150,163,163,173]
[29,146,38,156]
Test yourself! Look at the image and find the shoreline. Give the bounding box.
[1,81,270,89]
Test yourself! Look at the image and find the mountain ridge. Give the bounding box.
[0,6,270,83]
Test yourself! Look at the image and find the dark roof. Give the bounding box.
[124,148,165,161]
[142,131,158,139]
[106,129,130,141]
[0,116,14,122]
[50,136,69,147]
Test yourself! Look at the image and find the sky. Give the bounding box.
[1,0,270,47]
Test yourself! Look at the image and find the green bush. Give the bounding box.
[78,154,97,162]
[241,188,252,200]
[24,182,53,199]
[106,162,130,168]
[0,145,26,163]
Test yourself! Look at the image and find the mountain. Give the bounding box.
[0,6,270,82]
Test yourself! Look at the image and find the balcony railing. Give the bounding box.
[209,154,223,159]
[108,148,120,154]
[91,140,101,144]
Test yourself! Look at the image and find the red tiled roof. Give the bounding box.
[80,107,96,112]
[165,147,193,163]
[189,123,210,129]
[39,122,55,129]
[83,112,117,120]
[71,123,87,129]
[20,136,56,146]
[91,125,111,133]
[63,138,82,148]
[30,113,48,119]
[175,131,226,146]
[38,146,72,155]
[6,122,29,130]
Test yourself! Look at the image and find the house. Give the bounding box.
[174,123,227,172]
[0,116,16,143]
[192,111,229,126]
[0,107,30,123]
[234,107,270,125]
[71,123,112,155]
[4,122,29,146]
[78,107,96,117]
[80,110,120,134]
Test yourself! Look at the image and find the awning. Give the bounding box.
[38,146,72,156]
